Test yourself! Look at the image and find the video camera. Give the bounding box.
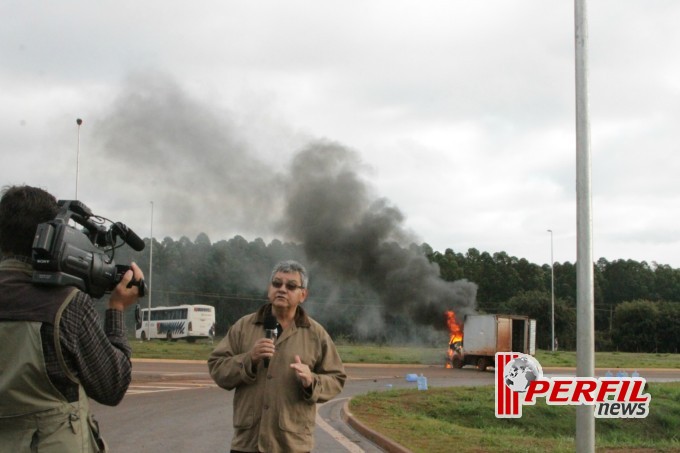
[31,200,147,299]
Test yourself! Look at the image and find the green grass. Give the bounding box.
[130,337,680,369]
[130,338,216,360]
[349,383,680,453]
[335,344,447,365]
[535,350,680,370]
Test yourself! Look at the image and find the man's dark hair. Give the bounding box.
[0,185,59,257]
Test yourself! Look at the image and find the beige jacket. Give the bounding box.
[208,304,346,453]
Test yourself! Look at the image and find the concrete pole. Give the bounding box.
[148,201,153,341]
[75,119,82,199]
[575,0,595,451]
[548,229,555,352]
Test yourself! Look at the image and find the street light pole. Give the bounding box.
[75,119,82,199]
[548,229,555,352]
[147,201,153,341]
[575,0,596,449]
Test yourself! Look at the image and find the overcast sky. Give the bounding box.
[3,1,680,268]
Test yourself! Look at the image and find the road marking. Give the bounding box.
[127,382,216,395]
[317,398,364,453]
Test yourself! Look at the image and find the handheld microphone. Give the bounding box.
[263,313,278,368]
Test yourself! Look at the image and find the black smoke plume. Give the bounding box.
[280,141,477,330]
[91,74,476,337]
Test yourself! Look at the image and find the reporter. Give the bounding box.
[0,185,145,452]
[209,260,346,453]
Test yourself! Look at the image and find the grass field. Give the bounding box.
[349,383,680,453]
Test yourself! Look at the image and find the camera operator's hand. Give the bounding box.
[108,262,145,312]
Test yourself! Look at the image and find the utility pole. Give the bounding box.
[147,201,153,341]
[75,119,82,199]
[548,229,555,352]
[575,0,595,451]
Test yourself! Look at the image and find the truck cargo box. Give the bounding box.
[449,314,536,371]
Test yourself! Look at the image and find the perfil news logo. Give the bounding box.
[495,353,651,419]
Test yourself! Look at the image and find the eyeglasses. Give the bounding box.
[271,280,305,291]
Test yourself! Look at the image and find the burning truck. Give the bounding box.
[445,311,537,371]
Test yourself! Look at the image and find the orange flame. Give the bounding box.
[445,310,463,344]
[445,310,463,368]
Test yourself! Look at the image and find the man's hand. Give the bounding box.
[290,355,313,388]
[108,262,144,311]
[250,338,276,365]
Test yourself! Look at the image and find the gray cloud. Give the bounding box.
[3,0,680,269]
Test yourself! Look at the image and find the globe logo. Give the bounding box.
[504,355,543,393]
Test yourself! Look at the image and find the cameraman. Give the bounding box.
[0,185,144,452]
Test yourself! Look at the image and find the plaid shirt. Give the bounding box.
[1,257,132,404]
[42,291,133,404]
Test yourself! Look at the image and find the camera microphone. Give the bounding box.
[263,313,278,368]
[112,222,145,251]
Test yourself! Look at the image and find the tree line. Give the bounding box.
[428,247,680,353]
[114,234,680,353]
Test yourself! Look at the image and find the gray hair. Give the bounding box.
[270,260,309,289]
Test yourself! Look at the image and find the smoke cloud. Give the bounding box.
[90,73,476,336]
[281,141,477,330]
[87,73,284,239]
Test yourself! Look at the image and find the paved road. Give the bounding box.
[90,360,680,452]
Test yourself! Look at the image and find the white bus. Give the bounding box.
[135,304,215,342]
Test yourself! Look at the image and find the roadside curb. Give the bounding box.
[341,399,413,453]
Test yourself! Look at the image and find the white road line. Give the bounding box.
[316,398,364,453]
[127,382,216,395]
[133,382,214,387]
